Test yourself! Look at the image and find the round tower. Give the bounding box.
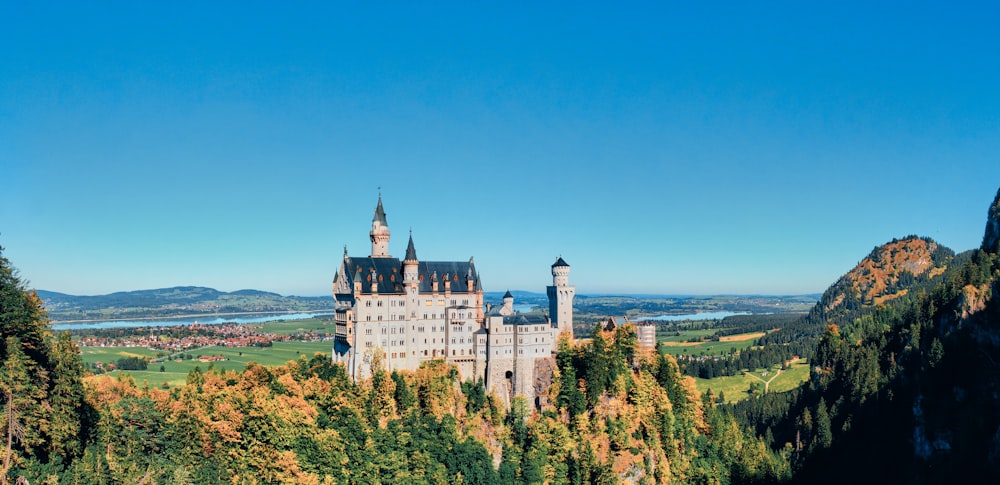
[501,289,515,315]
[547,257,575,338]
[370,195,390,257]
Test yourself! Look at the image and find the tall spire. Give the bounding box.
[373,193,388,226]
[405,230,418,261]
[370,193,391,257]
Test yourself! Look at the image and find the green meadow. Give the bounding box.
[83,340,333,389]
[693,360,811,404]
[259,317,335,336]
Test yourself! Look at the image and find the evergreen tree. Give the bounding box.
[46,331,87,462]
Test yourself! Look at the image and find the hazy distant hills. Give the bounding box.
[39,286,820,323]
[37,286,335,322]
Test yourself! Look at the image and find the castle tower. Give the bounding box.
[403,232,419,285]
[370,195,390,257]
[547,257,575,338]
[500,289,515,315]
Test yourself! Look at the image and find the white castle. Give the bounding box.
[332,196,575,404]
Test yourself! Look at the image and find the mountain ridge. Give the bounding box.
[37,285,335,322]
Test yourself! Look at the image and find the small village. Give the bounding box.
[76,321,332,353]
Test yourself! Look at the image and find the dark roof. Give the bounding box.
[405,233,418,261]
[336,256,482,295]
[503,290,513,299]
[416,261,480,293]
[373,196,388,225]
[552,257,569,267]
[342,257,405,294]
[503,314,549,325]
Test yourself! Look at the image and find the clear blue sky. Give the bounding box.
[2,2,999,297]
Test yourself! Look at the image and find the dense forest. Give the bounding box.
[3,245,786,484]
[3,186,1000,483]
[727,190,1000,483]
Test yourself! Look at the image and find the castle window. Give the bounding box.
[425,300,431,306]
[377,315,382,321]
[438,300,444,306]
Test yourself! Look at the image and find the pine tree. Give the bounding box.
[47,331,87,461]
[0,337,34,482]
[814,398,832,450]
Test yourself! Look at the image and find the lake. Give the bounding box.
[640,311,751,322]
[49,312,334,331]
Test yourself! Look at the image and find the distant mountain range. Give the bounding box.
[39,286,820,323]
[37,286,335,322]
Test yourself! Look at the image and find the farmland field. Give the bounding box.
[82,340,334,389]
[658,329,769,357]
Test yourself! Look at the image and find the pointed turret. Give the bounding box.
[353,266,364,295]
[373,195,387,226]
[500,289,515,315]
[405,231,418,262]
[403,231,419,289]
[370,194,391,257]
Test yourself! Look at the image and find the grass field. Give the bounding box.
[259,318,335,336]
[83,340,333,389]
[693,360,811,404]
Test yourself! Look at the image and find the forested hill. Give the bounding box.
[757,235,954,349]
[731,186,1000,483]
[37,286,334,321]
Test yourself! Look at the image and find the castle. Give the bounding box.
[332,196,575,404]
